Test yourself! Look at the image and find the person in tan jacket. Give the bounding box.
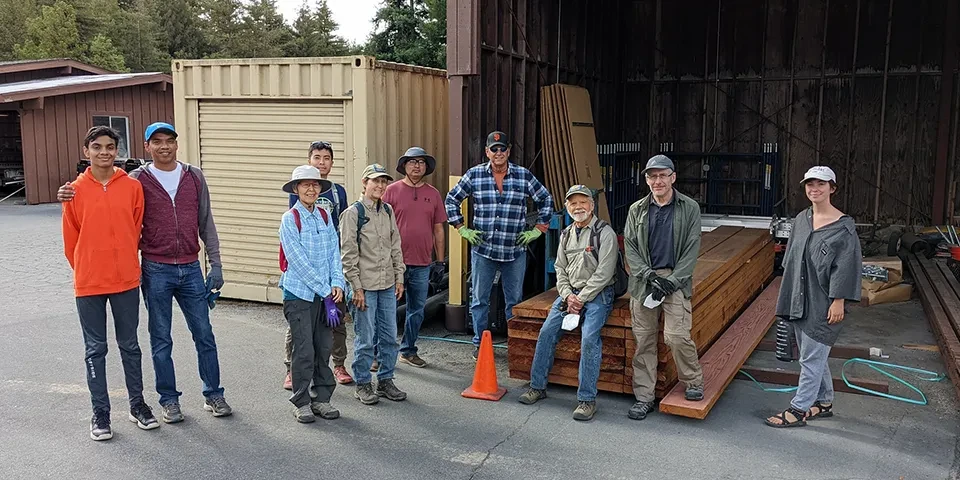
[340,163,407,404]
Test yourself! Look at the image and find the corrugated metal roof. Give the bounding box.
[0,72,171,102]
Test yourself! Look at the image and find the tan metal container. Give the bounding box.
[172,56,448,303]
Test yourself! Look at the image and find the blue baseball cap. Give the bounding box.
[144,122,178,141]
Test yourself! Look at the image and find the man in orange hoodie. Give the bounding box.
[62,126,158,441]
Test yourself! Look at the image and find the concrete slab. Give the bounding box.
[1,204,957,480]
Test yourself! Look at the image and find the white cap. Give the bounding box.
[800,165,836,184]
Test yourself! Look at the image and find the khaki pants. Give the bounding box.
[630,269,703,402]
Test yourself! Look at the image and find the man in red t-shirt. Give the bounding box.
[382,147,447,367]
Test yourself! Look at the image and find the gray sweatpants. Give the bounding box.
[283,295,336,408]
[790,327,835,411]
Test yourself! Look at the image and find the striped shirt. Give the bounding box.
[278,201,346,302]
[445,162,554,262]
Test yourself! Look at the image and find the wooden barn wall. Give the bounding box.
[20,85,174,204]
[448,0,626,175]
[621,0,959,225]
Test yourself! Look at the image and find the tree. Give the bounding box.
[149,0,212,59]
[287,0,349,57]
[0,0,38,61]
[365,0,445,68]
[15,1,85,60]
[234,0,294,58]
[109,0,170,72]
[85,34,129,72]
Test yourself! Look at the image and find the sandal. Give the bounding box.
[806,401,833,420]
[764,407,807,428]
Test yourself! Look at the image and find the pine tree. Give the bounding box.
[366,0,445,68]
[287,0,349,57]
[15,1,85,60]
[85,34,129,72]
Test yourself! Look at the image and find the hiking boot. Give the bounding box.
[203,395,233,417]
[472,347,479,360]
[128,402,160,430]
[573,401,597,421]
[283,371,293,391]
[294,404,315,423]
[628,401,655,420]
[160,402,184,424]
[376,379,407,402]
[685,385,704,402]
[90,408,112,441]
[355,383,380,405]
[370,360,379,372]
[310,402,341,420]
[399,354,427,368]
[333,366,354,385]
[518,387,547,405]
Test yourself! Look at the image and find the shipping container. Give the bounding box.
[172,56,449,303]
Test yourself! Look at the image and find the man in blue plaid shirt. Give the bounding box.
[446,131,554,359]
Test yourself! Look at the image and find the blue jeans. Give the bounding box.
[529,286,615,401]
[141,259,224,405]
[351,287,398,385]
[400,266,430,357]
[469,252,526,346]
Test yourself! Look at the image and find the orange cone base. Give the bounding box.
[461,385,507,401]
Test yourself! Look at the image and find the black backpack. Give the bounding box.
[560,219,629,298]
[353,201,393,248]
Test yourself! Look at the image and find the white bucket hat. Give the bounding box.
[800,165,837,184]
[283,165,332,194]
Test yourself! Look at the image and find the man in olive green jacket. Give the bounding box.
[623,155,704,421]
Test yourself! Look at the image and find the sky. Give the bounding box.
[276,0,380,45]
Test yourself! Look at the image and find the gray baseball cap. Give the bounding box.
[642,154,675,174]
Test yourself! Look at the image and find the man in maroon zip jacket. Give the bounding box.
[58,122,231,423]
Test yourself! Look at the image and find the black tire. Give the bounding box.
[887,231,903,256]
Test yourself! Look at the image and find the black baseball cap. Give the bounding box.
[486,131,509,148]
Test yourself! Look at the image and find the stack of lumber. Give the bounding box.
[539,84,610,222]
[508,226,774,397]
[906,253,960,401]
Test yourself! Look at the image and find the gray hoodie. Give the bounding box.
[775,208,862,346]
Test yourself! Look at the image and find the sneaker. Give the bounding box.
[283,371,293,391]
[310,402,341,420]
[203,396,233,417]
[161,402,184,424]
[472,347,479,360]
[355,383,380,405]
[128,402,160,430]
[376,378,407,401]
[518,387,547,405]
[370,360,379,372]
[628,400,656,421]
[399,354,427,368]
[685,384,704,402]
[573,401,597,421]
[333,366,354,385]
[90,409,112,441]
[294,404,315,423]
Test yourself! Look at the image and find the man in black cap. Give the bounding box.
[445,131,553,359]
[382,147,447,367]
[623,154,704,421]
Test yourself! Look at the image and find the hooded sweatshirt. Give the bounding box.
[62,167,144,297]
[130,162,222,267]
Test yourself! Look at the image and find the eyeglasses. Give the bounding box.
[645,172,674,181]
[406,159,427,166]
[298,182,321,190]
[489,145,508,153]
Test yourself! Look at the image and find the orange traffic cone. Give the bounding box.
[461,330,507,401]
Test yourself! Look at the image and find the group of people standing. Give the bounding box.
[61,120,861,435]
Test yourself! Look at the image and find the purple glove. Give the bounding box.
[323,295,341,327]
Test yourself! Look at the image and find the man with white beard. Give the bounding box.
[517,185,618,421]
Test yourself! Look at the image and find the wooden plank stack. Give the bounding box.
[508,226,774,397]
[539,84,610,222]
[906,253,960,401]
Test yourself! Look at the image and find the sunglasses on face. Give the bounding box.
[489,145,508,153]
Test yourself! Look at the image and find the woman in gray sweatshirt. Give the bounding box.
[765,166,862,428]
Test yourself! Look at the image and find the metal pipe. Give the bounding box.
[0,186,25,203]
[936,226,952,245]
